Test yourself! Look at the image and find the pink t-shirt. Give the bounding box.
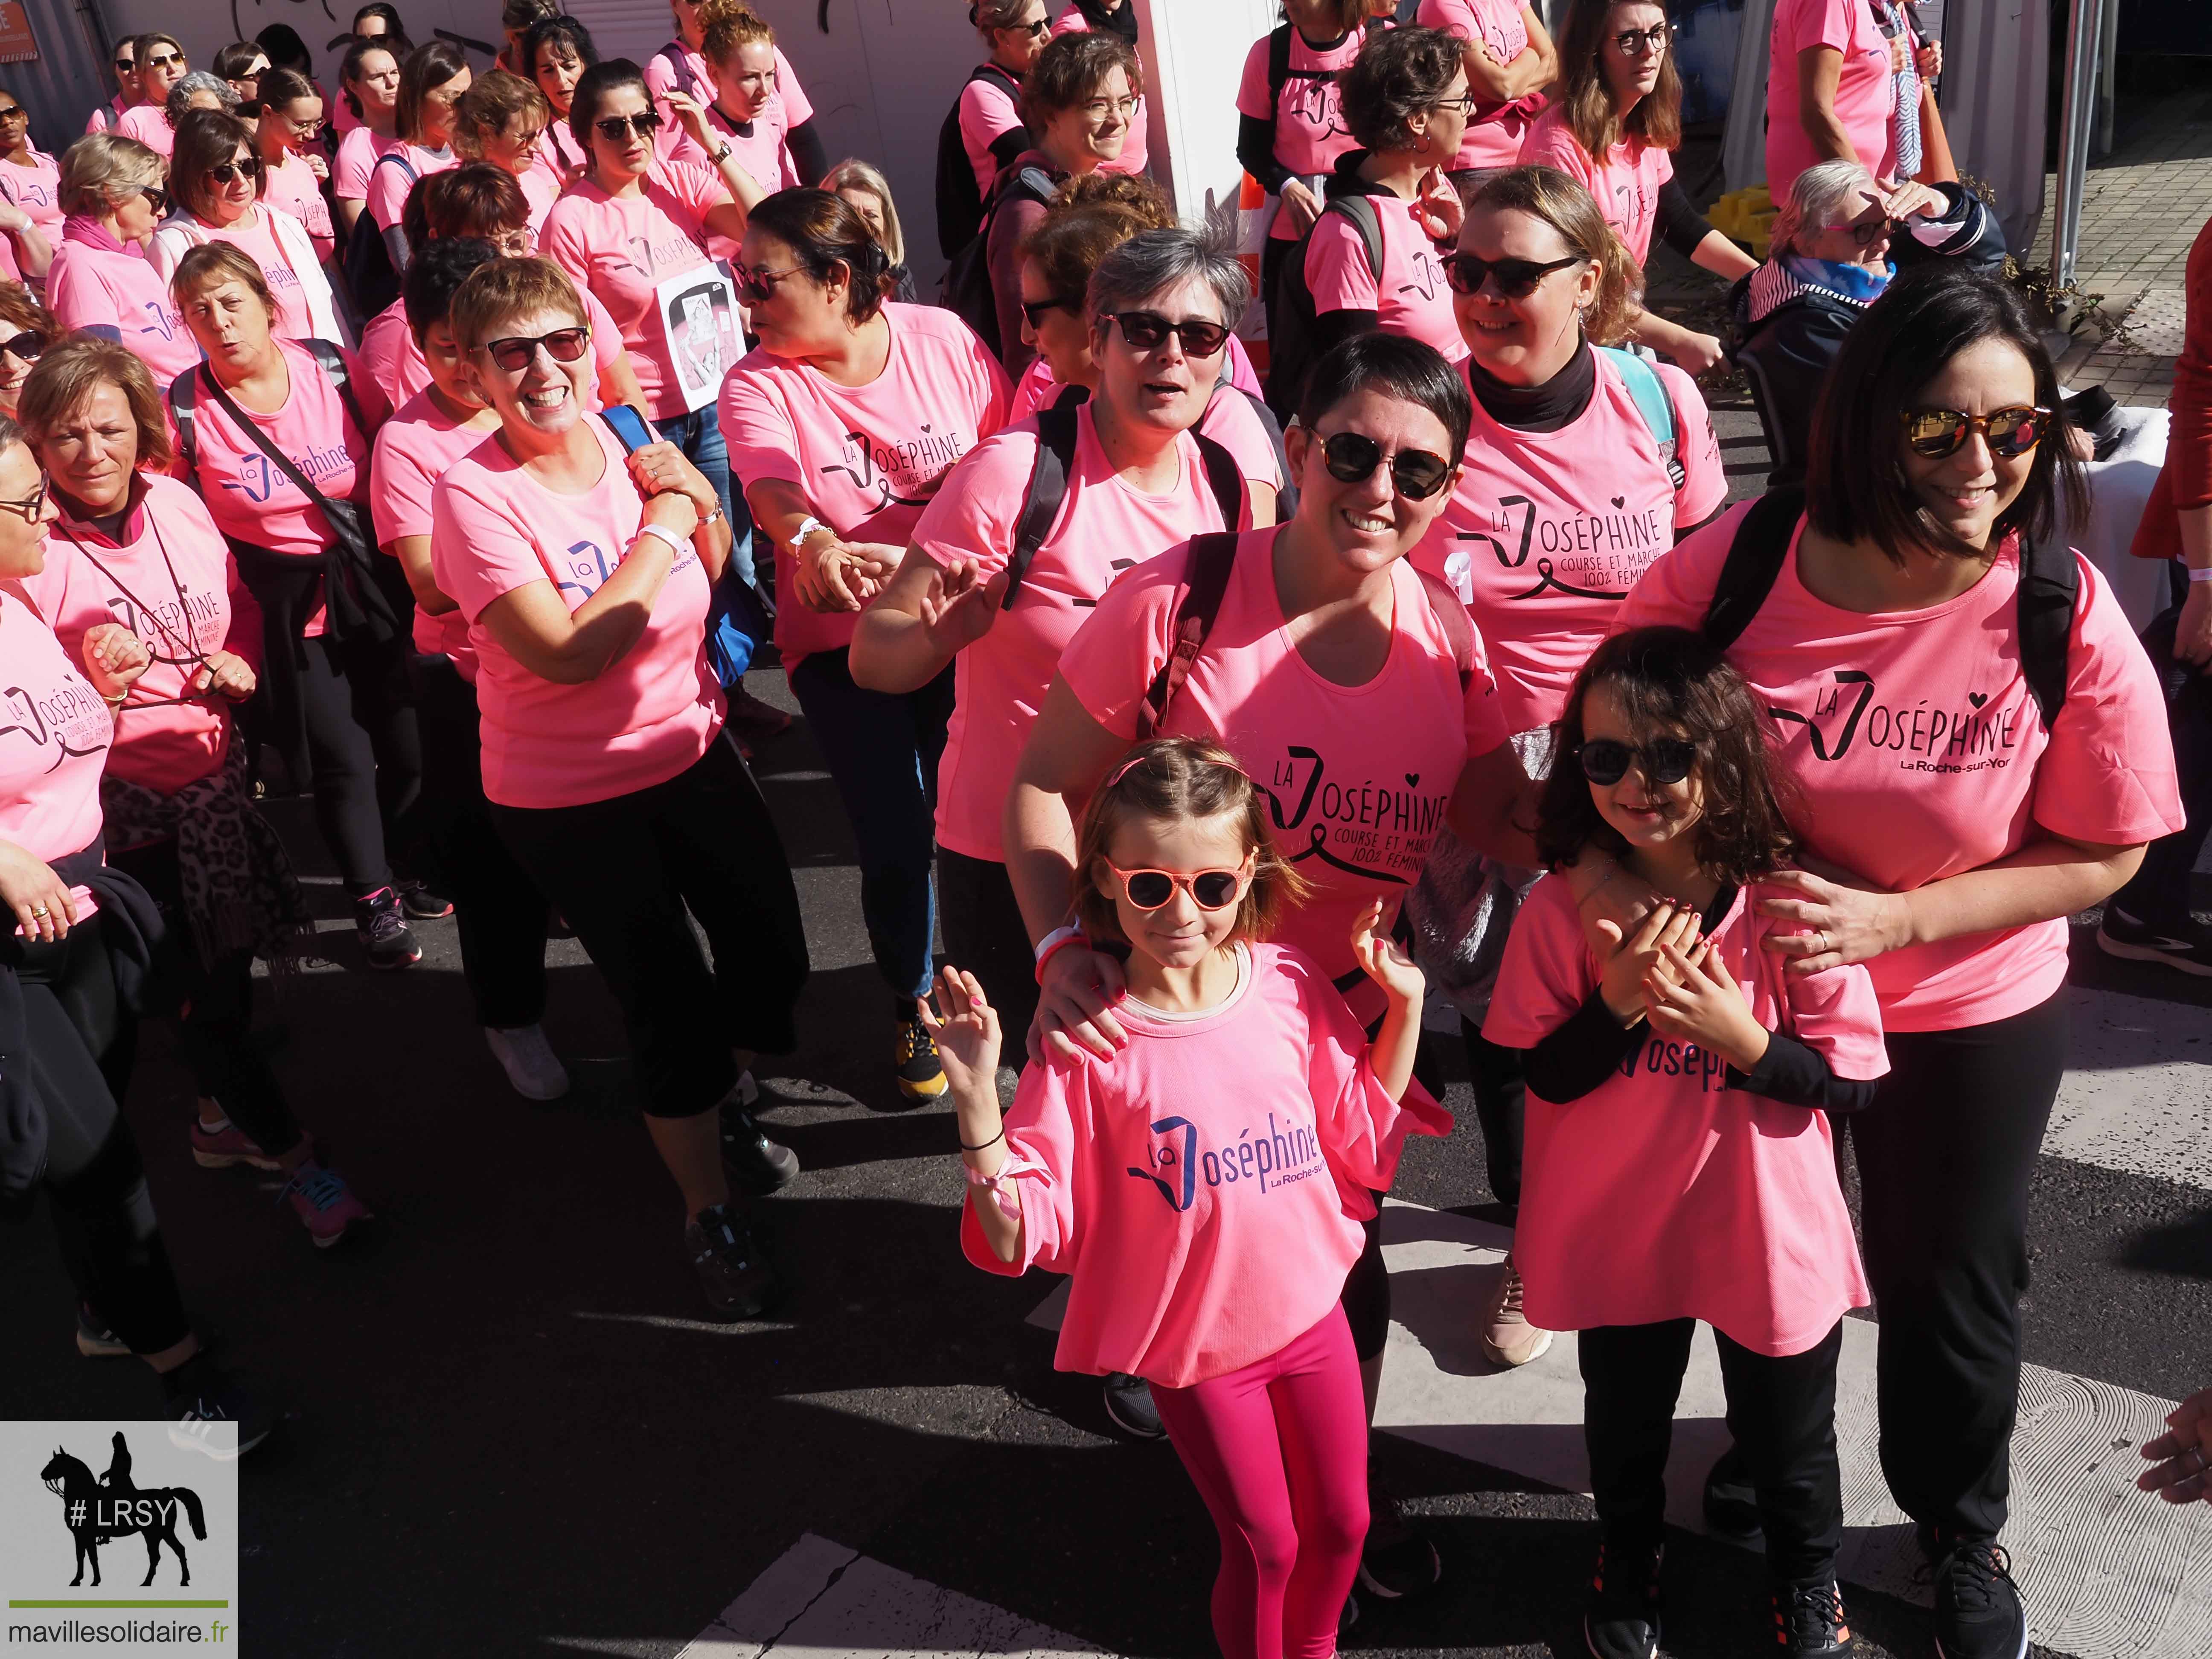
[332,93,361,137]
[1617,508,2184,1030]
[365,143,456,233]
[645,42,814,160]
[173,338,386,565]
[913,406,1244,863]
[199,208,317,341]
[1412,350,1725,733]
[1483,875,1883,1356]
[1517,105,1673,265]
[1235,26,1369,240]
[541,160,727,422]
[0,149,64,244]
[1048,7,1148,176]
[516,160,562,245]
[22,477,260,799]
[963,941,1451,1387]
[1059,530,1511,1019]
[371,387,501,678]
[358,286,626,412]
[1766,0,1896,203]
[1417,0,1542,170]
[86,96,128,136]
[47,235,200,386]
[262,152,336,265]
[663,102,799,196]
[333,125,404,202]
[959,68,1025,201]
[719,301,1011,668]
[1304,189,1468,364]
[116,104,175,163]
[0,587,109,873]
[537,121,588,181]
[429,417,722,809]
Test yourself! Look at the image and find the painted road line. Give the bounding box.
[1372,1201,2212,1659]
[2050,984,2212,1190]
[674,1531,1100,1659]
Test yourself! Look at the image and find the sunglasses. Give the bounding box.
[593,110,664,141]
[0,472,50,522]
[1901,405,2050,460]
[1001,16,1050,37]
[1825,214,1893,248]
[479,324,591,372]
[1611,23,1672,55]
[1315,429,1453,501]
[731,262,803,304]
[0,329,47,361]
[144,52,185,70]
[1104,855,1253,913]
[1100,310,1230,360]
[1578,736,1699,787]
[0,107,25,122]
[137,185,169,214]
[114,58,135,72]
[207,156,266,184]
[1443,250,1587,299]
[1021,292,1080,329]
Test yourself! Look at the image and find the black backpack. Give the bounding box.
[935,63,1025,262]
[1263,17,1384,121]
[1001,385,1248,610]
[938,160,1059,363]
[339,150,417,322]
[1263,190,1380,422]
[1700,487,2078,731]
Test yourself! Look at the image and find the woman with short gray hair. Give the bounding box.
[165,72,239,130]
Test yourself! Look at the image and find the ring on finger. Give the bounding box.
[30,902,49,917]
[2190,1447,2208,1474]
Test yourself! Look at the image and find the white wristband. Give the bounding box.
[635,522,688,558]
[1032,923,1083,964]
[2187,565,2212,584]
[791,515,830,552]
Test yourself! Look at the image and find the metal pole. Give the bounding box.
[2050,0,2102,289]
[2096,0,2121,157]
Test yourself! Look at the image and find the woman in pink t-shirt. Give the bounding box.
[1047,1,1149,177]
[0,284,54,421]
[363,40,472,273]
[454,70,564,247]
[1286,26,1473,403]
[86,38,141,136]
[167,242,424,970]
[1486,627,1884,1656]
[0,91,62,285]
[524,17,595,182]
[1415,0,1556,177]
[332,39,404,240]
[722,191,1010,1104]
[658,6,799,197]
[47,135,199,386]
[643,0,824,184]
[1766,0,1898,206]
[428,255,806,1321]
[149,110,346,346]
[252,70,338,268]
[958,0,1049,205]
[117,34,189,162]
[944,736,1447,1655]
[369,239,565,1103]
[1517,0,1759,374]
[1610,267,2183,1652]
[18,338,372,1248]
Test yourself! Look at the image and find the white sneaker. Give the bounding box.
[1479,1253,1554,1368]
[486,1025,570,1100]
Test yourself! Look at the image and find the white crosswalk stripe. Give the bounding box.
[2051,984,2212,1190]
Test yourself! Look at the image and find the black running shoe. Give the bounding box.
[1926,1531,2027,1659]
[355,885,422,969]
[894,1004,948,1104]
[685,1203,780,1319]
[720,1096,799,1194]
[1772,1579,1854,1657]
[1703,1442,1764,1543]
[397,878,454,920]
[1583,1537,1662,1659]
[160,1355,274,1458]
[1359,1479,1442,1601]
[1102,1371,1164,1438]
[2096,908,2212,975]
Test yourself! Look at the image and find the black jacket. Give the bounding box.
[1731,182,2006,487]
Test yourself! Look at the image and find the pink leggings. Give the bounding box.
[1149,1305,1370,1659]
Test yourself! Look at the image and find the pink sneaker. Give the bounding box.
[281,1161,372,1248]
[191,1118,282,1171]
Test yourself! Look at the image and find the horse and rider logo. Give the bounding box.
[38,1432,208,1587]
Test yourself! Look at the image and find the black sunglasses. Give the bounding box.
[138,185,169,214]
[1100,310,1230,360]
[1021,293,1080,329]
[1443,250,1587,299]
[480,325,591,372]
[731,262,802,304]
[1901,405,2050,460]
[207,155,266,184]
[1315,430,1453,501]
[593,110,663,141]
[0,329,47,361]
[1578,737,1699,788]
[1004,16,1050,36]
[0,106,25,122]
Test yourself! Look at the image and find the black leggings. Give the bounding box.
[936,849,1042,1066]
[107,837,304,1160]
[1850,992,2069,1539]
[490,731,809,1119]
[9,917,191,1354]
[294,634,417,898]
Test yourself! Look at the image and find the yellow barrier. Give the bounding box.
[1709,184,1777,259]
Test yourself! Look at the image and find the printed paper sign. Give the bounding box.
[655,260,742,414]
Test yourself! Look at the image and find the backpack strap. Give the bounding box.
[1325,192,1384,284]
[373,148,418,185]
[1136,531,1243,740]
[657,42,708,103]
[1414,568,1476,692]
[598,402,657,454]
[1001,394,1083,609]
[2015,531,2078,730]
[300,338,371,447]
[1701,486,1806,651]
[1266,23,1294,112]
[1597,346,1685,490]
[1193,430,1246,531]
[166,367,199,483]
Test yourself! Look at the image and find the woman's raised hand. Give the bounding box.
[1757,867,1912,975]
[1415,166,1464,244]
[1351,898,1424,1006]
[920,964,1003,1100]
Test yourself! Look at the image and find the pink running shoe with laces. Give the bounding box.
[191,1118,283,1171]
[282,1161,372,1248]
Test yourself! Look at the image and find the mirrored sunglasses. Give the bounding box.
[1901,405,2050,460]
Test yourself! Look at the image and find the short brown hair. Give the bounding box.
[454,68,550,159]
[1023,31,1141,128]
[169,108,257,221]
[407,162,530,246]
[58,132,163,216]
[170,241,278,323]
[0,281,54,340]
[699,0,773,66]
[1467,165,1641,346]
[1554,0,1682,157]
[448,254,586,351]
[1073,737,1310,946]
[1536,627,1799,886]
[19,338,174,472]
[1339,26,1461,153]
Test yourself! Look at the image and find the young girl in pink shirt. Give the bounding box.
[1483,626,1887,1659]
[938,736,1449,1659]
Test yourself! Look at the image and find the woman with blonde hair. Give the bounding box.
[821,157,917,302]
[47,134,198,384]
